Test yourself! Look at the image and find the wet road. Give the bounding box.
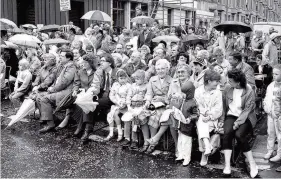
[1,100,247,178]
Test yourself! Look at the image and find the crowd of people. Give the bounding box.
[1,18,281,177]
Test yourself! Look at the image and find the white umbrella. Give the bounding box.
[9,34,41,48]
[0,18,17,28]
[81,10,112,22]
[1,41,19,49]
[7,99,35,127]
[22,24,37,29]
[131,16,154,26]
[152,35,180,43]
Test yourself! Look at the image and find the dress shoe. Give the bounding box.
[145,145,156,154]
[264,151,273,160]
[250,163,259,178]
[139,145,149,152]
[276,166,281,172]
[39,125,55,133]
[129,141,138,150]
[269,154,281,162]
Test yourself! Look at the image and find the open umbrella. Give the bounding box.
[131,16,154,26]
[53,91,76,114]
[6,99,35,128]
[1,41,18,49]
[0,18,17,28]
[9,34,41,48]
[39,24,60,33]
[183,34,208,45]
[213,21,252,33]
[43,38,70,45]
[0,21,10,30]
[22,24,37,29]
[152,35,180,43]
[81,10,112,22]
[8,28,26,34]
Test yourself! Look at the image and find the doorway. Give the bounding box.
[17,0,35,26]
[69,0,85,32]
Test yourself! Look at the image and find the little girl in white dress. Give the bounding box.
[105,69,131,142]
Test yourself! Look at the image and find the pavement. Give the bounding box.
[0,99,280,178]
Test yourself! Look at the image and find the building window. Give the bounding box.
[131,2,148,18]
[113,0,125,30]
[167,9,172,26]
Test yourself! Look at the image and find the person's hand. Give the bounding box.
[144,101,150,109]
[233,122,239,130]
[184,118,191,124]
[218,122,224,128]
[202,116,209,123]
[32,86,39,92]
[47,87,55,93]
[72,90,78,97]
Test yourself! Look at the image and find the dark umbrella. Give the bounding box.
[53,91,76,114]
[183,34,208,45]
[39,24,60,33]
[213,21,252,33]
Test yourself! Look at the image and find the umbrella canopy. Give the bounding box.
[131,16,154,26]
[39,24,60,33]
[0,21,10,30]
[183,34,208,45]
[9,34,41,48]
[7,99,35,127]
[8,28,26,34]
[22,24,37,29]
[213,21,252,33]
[152,35,180,43]
[1,41,18,49]
[81,10,112,22]
[0,18,17,28]
[54,91,76,114]
[43,38,70,45]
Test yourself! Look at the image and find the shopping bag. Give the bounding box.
[74,90,99,114]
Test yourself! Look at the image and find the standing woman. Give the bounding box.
[194,70,223,166]
[222,69,258,178]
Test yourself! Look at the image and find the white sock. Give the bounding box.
[109,127,114,136]
[117,124,123,135]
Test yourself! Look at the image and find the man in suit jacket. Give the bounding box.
[122,51,147,78]
[137,23,156,50]
[39,50,76,133]
[228,52,256,91]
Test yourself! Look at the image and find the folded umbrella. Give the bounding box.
[81,10,112,22]
[53,90,76,114]
[0,18,17,28]
[39,24,60,33]
[7,98,35,128]
[183,34,208,45]
[131,16,154,26]
[8,34,41,48]
[74,91,99,114]
[152,35,180,43]
[213,21,252,34]
[22,24,37,29]
[43,38,70,45]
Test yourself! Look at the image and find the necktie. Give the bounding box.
[106,72,110,91]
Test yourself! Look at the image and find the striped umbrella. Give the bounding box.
[81,10,112,22]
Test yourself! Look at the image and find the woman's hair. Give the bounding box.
[227,69,247,89]
[176,64,192,76]
[19,59,30,70]
[213,46,225,57]
[141,45,151,54]
[132,69,146,80]
[103,53,115,69]
[155,58,170,70]
[116,69,128,78]
[159,40,167,49]
[82,53,99,71]
[176,53,189,64]
[203,69,221,85]
[69,28,76,34]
